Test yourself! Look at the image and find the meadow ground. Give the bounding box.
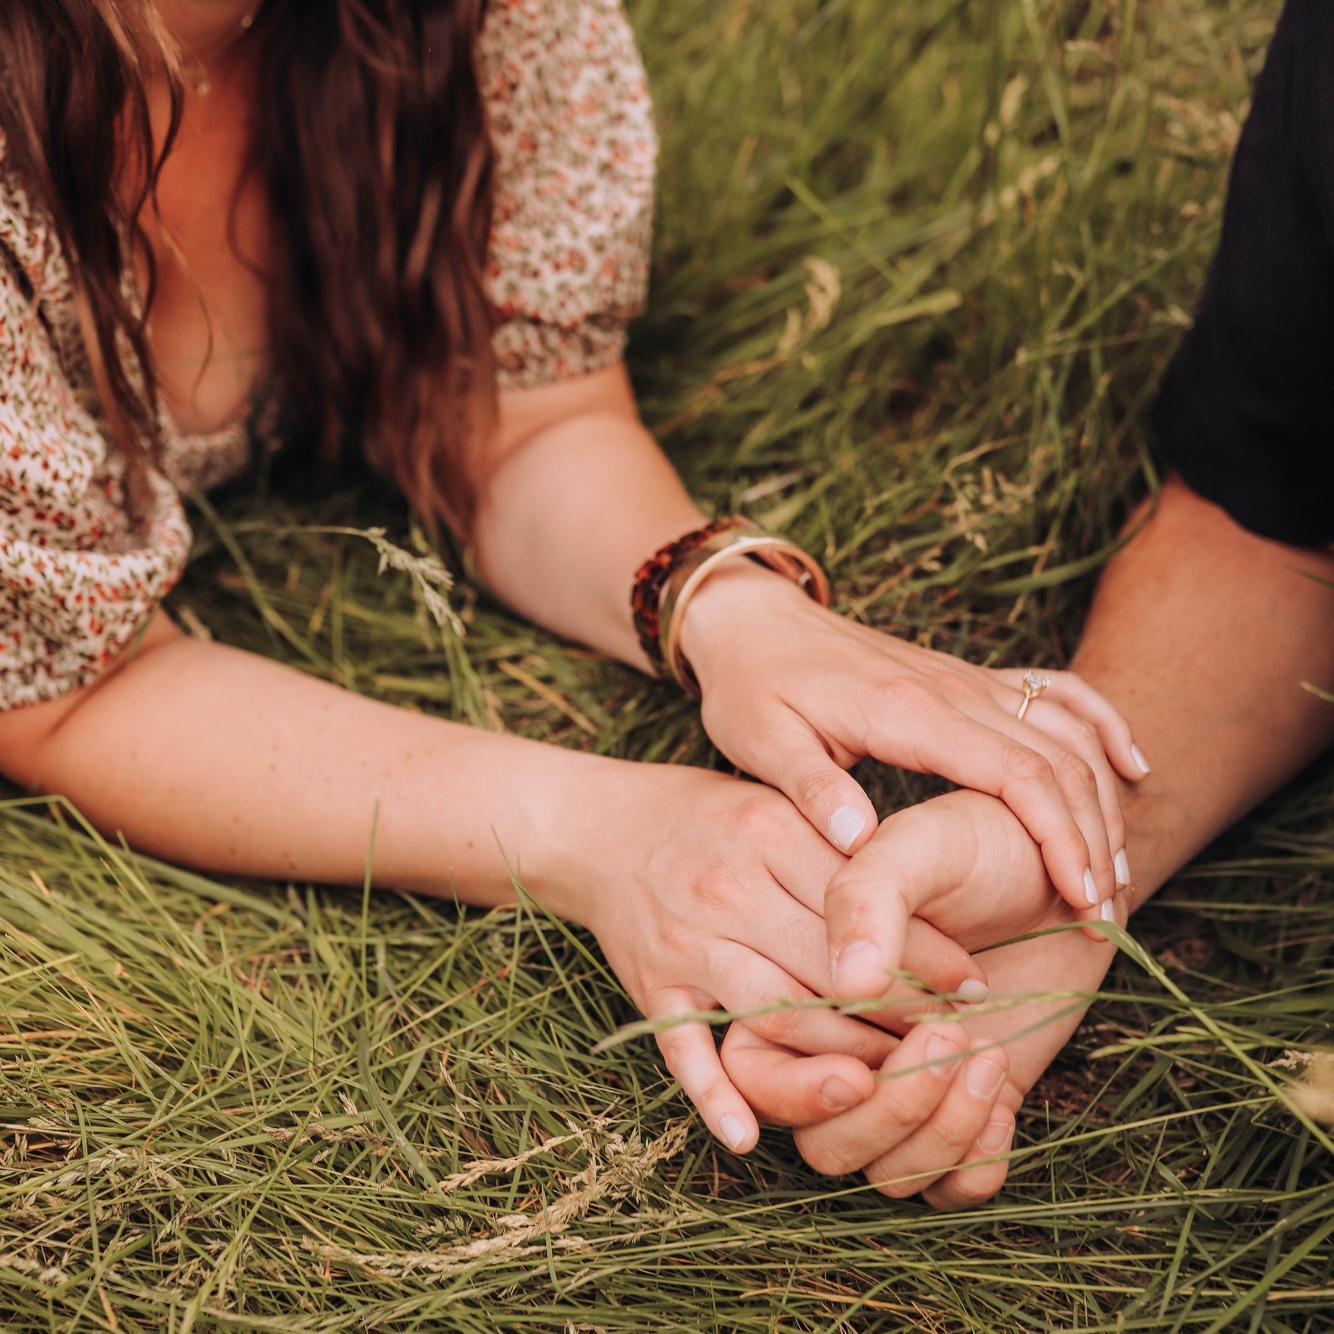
[1,1,1331,1329]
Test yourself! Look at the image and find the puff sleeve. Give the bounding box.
[478,0,658,389]
[0,232,191,710]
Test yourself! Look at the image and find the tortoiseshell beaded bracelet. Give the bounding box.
[631,518,831,695]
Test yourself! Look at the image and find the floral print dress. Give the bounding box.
[0,0,657,710]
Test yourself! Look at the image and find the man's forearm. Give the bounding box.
[1074,476,1334,904]
[944,480,1332,1101]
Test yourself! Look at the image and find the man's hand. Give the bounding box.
[723,477,1334,1208]
[722,916,1117,1206]
[818,787,1124,1007]
[719,787,1126,1202]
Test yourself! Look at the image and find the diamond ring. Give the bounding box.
[1016,670,1051,721]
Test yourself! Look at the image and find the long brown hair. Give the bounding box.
[0,0,497,534]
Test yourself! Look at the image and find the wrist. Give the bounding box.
[525,749,673,931]
[675,559,813,690]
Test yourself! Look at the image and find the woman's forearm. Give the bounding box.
[1074,476,1334,903]
[473,363,707,671]
[0,617,629,924]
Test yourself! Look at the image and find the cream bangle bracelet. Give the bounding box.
[659,525,831,695]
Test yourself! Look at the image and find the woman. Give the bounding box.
[0,0,1147,1174]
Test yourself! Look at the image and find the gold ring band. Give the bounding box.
[1016,670,1051,722]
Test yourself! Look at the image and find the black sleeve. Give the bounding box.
[1151,0,1334,546]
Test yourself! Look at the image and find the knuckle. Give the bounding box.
[794,766,842,812]
[699,692,745,737]
[875,675,940,718]
[932,1168,1007,1210]
[930,955,974,997]
[871,1167,922,1200]
[794,1133,857,1179]
[824,873,870,913]
[689,867,740,915]
[1052,749,1097,793]
[1001,743,1053,786]
[851,1025,899,1066]
[897,997,952,1027]
[824,876,883,937]
[921,1111,974,1159]
[700,1076,732,1112]
[1068,717,1100,753]
[748,1003,804,1049]
[873,1089,933,1141]
[733,792,795,846]
[654,1026,695,1073]
[657,917,693,957]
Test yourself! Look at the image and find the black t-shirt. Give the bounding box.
[1153,0,1334,546]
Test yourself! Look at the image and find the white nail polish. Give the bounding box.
[828,805,867,852]
[957,977,989,1004]
[1100,899,1116,923]
[1083,867,1099,905]
[1131,743,1152,776]
[1114,849,1131,887]
[719,1114,749,1151]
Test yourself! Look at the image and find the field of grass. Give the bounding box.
[2,0,1331,1329]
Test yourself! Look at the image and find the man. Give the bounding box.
[724,0,1334,1207]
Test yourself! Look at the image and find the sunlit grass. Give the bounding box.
[2,1,1329,1328]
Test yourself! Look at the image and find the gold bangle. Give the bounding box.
[659,523,831,696]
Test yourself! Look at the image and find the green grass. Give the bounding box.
[2,0,1331,1328]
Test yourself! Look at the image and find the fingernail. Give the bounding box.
[828,805,867,852]
[1083,867,1100,905]
[1114,848,1131,887]
[1100,899,1116,923]
[1131,743,1152,776]
[978,1116,1013,1154]
[957,977,989,1004]
[820,1076,864,1111]
[925,1034,961,1078]
[719,1114,749,1151]
[965,1056,1006,1099]
[835,940,884,993]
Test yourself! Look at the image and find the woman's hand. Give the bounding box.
[718,788,1128,1206]
[677,561,1149,985]
[555,764,991,1152]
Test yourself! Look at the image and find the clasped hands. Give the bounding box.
[582,566,1148,1209]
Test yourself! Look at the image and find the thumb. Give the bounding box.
[732,710,877,854]
[825,804,977,1001]
[846,917,991,1033]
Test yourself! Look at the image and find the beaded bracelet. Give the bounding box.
[631,518,831,695]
